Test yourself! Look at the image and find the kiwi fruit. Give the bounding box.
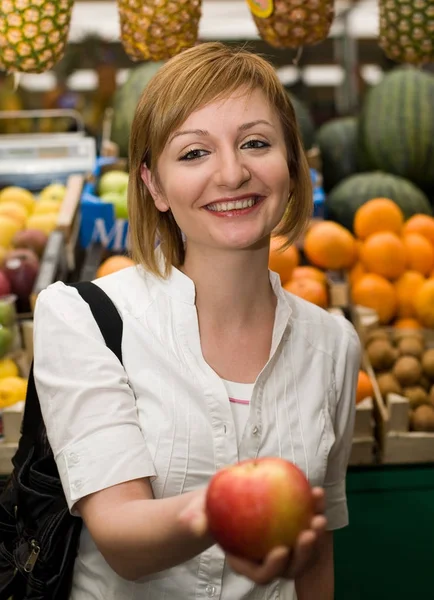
[394,329,425,345]
[420,375,432,391]
[376,373,402,398]
[367,339,398,371]
[393,356,423,387]
[365,330,390,347]
[397,337,424,359]
[403,386,429,409]
[410,405,434,432]
[421,349,434,379]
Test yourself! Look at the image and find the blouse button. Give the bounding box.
[68,452,79,465]
[252,426,259,435]
[205,584,216,597]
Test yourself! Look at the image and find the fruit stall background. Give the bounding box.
[1,0,434,597]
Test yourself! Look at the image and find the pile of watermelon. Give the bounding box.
[316,67,434,231]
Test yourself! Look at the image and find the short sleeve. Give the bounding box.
[33,282,156,513]
[323,318,361,530]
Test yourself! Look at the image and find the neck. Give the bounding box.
[181,242,276,328]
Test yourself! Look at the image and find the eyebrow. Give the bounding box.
[169,120,273,143]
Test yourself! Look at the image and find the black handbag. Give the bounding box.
[0,281,123,600]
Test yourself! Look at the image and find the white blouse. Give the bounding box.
[33,264,361,600]
[222,379,254,444]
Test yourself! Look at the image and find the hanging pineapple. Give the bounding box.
[246,0,334,49]
[117,0,202,62]
[0,0,74,74]
[379,0,434,66]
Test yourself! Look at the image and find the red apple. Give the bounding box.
[205,457,314,562]
[4,248,39,268]
[3,253,39,309]
[12,228,48,258]
[0,269,11,297]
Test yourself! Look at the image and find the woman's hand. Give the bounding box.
[226,488,327,585]
[179,487,327,585]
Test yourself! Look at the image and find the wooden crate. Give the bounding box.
[326,270,351,310]
[56,173,84,272]
[354,307,434,464]
[30,229,68,311]
[0,441,17,476]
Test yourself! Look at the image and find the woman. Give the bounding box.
[33,42,361,599]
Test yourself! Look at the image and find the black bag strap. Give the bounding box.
[20,282,123,442]
[69,282,123,363]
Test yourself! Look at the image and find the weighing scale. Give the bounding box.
[0,109,96,192]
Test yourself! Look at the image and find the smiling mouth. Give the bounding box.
[205,196,262,212]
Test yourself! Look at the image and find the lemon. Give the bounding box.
[0,376,27,408]
[33,200,61,215]
[0,186,35,213]
[0,358,19,379]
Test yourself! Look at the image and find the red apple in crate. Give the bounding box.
[205,457,314,562]
[3,250,39,309]
[12,228,48,258]
[0,269,11,297]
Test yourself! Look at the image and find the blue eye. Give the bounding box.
[242,139,270,149]
[179,149,209,161]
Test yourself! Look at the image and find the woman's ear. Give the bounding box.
[140,163,170,212]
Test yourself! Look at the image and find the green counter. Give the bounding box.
[335,464,434,599]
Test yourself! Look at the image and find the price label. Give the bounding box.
[246,0,274,18]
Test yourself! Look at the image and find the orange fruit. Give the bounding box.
[394,271,426,318]
[96,255,136,278]
[290,266,327,284]
[359,231,407,280]
[353,198,404,240]
[303,221,357,270]
[284,278,328,309]
[414,279,434,328]
[352,273,397,324]
[394,318,422,329]
[349,261,366,286]
[402,233,434,276]
[356,370,374,404]
[269,236,299,284]
[402,214,434,246]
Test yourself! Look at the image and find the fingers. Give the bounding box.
[284,529,318,578]
[227,546,290,586]
[311,487,326,514]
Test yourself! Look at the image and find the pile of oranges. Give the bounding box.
[349,200,434,328]
[269,236,329,309]
[269,199,434,328]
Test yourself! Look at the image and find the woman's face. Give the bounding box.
[142,87,291,253]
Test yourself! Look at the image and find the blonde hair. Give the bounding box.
[128,42,313,277]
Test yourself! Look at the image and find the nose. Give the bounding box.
[214,149,251,189]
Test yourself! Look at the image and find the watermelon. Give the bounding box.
[326,171,432,232]
[287,92,316,151]
[111,61,164,158]
[358,67,434,192]
[316,117,359,193]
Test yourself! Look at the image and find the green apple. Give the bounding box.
[98,170,129,197]
[0,326,14,358]
[101,192,128,220]
[0,300,16,327]
[39,183,67,203]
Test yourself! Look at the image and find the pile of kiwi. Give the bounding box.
[365,329,434,433]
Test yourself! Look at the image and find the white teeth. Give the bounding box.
[207,197,258,212]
